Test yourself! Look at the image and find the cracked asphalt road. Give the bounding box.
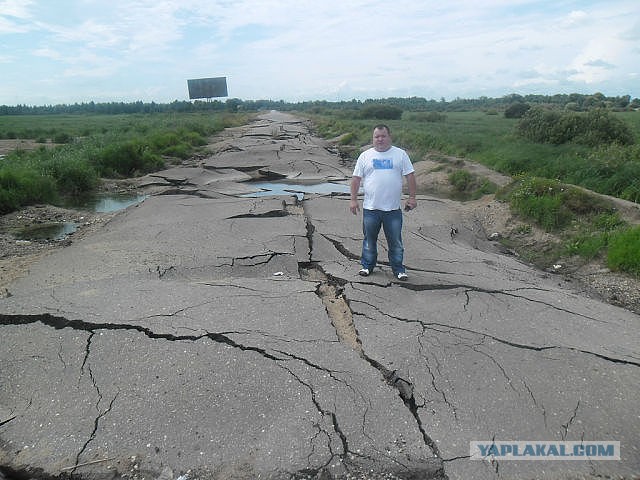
[1,111,639,480]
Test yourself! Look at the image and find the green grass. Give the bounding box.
[563,212,626,259]
[0,112,250,212]
[305,110,640,201]
[496,176,640,276]
[607,226,640,275]
[0,112,249,141]
[498,176,614,231]
[448,169,497,200]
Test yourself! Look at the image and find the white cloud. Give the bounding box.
[0,0,35,18]
[32,47,63,60]
[561,10,589,27]
[45,19,124,49]
[0,0,35,33]
[568,36,626,84]
[2,0,640,104]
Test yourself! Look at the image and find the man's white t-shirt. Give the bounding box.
[353,145,414,211]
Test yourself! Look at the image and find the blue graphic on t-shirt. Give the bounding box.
[373,158,393,169]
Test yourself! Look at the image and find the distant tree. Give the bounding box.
[225,98,243,112]
[504,102,530,118]
[360,104,403,120]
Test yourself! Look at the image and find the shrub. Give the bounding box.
[518,193,570,231]
[593,212,625,231]
[517,107,558,143]
[161,144,190,159]
[504,176,620,232]
[449,169,473,192]
[506,177,599,231]
[147,129,206,159]
[182,130,207,147]
[42,155,99,195]
[607,226,640,276]
[94,141,164,177]
[575,109,634,146]
[504,102,530,119]
[517,107,634,146]
[0,167,57,213]
[447,169,497,199]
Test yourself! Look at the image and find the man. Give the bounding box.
[350,124,417,280]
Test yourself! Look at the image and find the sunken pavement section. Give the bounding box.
[1,111,639,480]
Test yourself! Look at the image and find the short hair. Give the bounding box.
[373,124,391,135]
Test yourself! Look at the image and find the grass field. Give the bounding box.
[0,112,250,213]
[308,110,640,201]
[0,112,247,141]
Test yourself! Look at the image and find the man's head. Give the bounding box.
[372,124,392,152]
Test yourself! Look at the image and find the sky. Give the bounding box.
[1,0,639,106]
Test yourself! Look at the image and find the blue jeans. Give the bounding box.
[361,209,405,274]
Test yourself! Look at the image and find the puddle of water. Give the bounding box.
[14,222,78,241]
[65,193,148,213]
[242,182,350,200]
[15,194,148,241]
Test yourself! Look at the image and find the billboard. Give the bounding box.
[187,77,228,99]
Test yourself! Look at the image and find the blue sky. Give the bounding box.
[1,0,639,105]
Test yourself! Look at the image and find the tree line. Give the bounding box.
[1,92,638,116]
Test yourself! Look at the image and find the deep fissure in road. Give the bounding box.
[299,262,443,460]
[297,203,445,464]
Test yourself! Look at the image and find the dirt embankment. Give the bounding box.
[412,153,640,314]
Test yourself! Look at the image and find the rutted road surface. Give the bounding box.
[1,111,638,480]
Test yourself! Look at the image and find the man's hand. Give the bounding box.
[404,197,417,211]
[350,199,360,215]
[350,176,362,215]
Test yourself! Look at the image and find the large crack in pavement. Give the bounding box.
[300,202,640,477]
[2,302,432,478]
[0,312,350,476]
[318,231,640,368]
[300,204,444,465]
[346,286,640,368]
[300,261,443,461]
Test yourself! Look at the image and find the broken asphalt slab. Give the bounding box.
[1,111,639,480]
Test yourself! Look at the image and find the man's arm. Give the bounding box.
[350,176,362,215]
[405,172,417,210]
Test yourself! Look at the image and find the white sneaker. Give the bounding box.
[358,268,370,277]
[396,272,408,281]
